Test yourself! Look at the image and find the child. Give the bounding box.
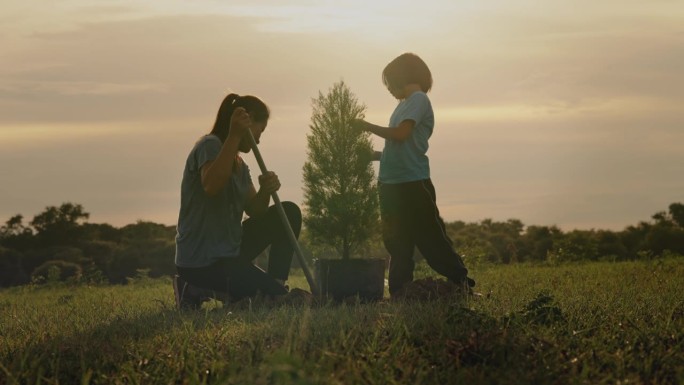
[354,53,475,296]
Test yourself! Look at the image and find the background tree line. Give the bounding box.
[0,203,176,287]
[0,202,682,288]
[445,201,684,265]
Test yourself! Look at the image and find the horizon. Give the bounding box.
[1,1,683,232]
[5,198,682,233]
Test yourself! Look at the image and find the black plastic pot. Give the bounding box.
[314,258,386,301]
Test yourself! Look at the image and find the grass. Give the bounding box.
[1,258,683,384]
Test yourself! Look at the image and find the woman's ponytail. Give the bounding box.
[211,93,241,142]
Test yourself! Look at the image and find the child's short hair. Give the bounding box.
[382,53,433,93]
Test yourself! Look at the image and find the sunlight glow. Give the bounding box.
[0,80,167,97]
[0,118,195,148]
[0,123,133,146]
[217,1,434,39]
[436,97,682,123]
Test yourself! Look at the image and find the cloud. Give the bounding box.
[0,80,167,97]
[0,12,383,125]
[435,96,683,124]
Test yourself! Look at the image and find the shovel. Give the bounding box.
[244,129,318,294]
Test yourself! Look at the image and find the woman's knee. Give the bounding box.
[281,201,302,234]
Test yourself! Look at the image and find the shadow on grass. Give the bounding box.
[1,301,205,384]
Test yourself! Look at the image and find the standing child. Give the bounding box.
[354,52,475,296]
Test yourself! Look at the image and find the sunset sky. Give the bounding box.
[1,0,682,231]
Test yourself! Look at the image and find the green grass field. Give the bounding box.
[1,259,683,385]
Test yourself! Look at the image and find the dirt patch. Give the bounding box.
[393,277,469,301]
[225,287,315,309]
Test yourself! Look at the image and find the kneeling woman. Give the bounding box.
[174,93,301,309]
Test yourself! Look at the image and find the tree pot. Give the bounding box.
[313,258,386,302]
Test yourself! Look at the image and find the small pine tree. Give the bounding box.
[302,81,379,259]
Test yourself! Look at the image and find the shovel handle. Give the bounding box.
[244,130,318,294]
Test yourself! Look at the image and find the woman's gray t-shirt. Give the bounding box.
[175,134,252,268]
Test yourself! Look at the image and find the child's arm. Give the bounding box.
[353,119,415,142]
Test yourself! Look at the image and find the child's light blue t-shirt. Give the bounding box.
[175,134,252,268]
[379,91,434,184]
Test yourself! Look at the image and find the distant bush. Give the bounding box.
[32,260,82,284]
[0,246,29,287]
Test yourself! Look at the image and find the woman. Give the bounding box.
[174,93,301,309]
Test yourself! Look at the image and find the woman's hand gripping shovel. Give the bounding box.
[244,129,319,295]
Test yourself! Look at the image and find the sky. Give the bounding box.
[1,0,682,231]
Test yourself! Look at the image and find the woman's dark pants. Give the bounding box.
[177,201,301,300]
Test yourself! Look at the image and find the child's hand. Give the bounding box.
[359,149,381,164]
[351,119,370,133]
